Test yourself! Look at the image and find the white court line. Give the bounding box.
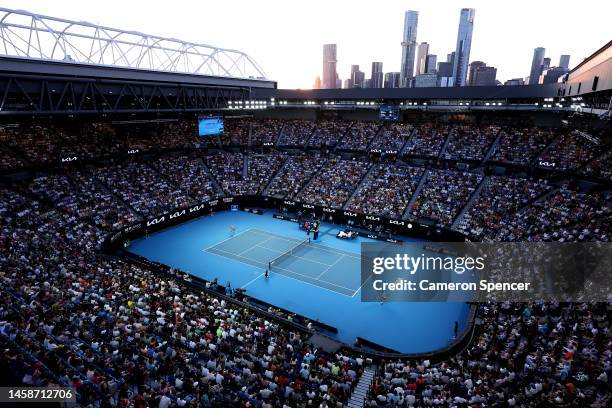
[207,246,357,295]
[202,227,256,251]
[241,272,266,289]
[250,228,361,260]
[239,236,274,256]
[351,272,375,298]
[316,254,344,279]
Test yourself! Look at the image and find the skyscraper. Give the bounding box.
[416,42,429,76]
[371,62,384,88]
[452,8,475,87]
[529,47,545,85]
[468,61,486,86]
[322,44,338,89]
[425,55,437,74]
[559,54,571,70]
[472,66,497,86]
[384,72,401,88]
[349,65,365,88]
[400,10,419,87]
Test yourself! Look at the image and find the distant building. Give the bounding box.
[384,72,401,88]
[529,47,545,85]
[400,10,419,87]
[437,61,453,77]
[313,76,321,89]
[335,76,342,88]
[349,65,365,88]
[425,54,437,74]
[414,73,438,88]
[504,78,525,86]
[452,8,476,86]
[343,78,352,89]
[559,54,571,70]
[438,76,454,87]
[468,61,487,86]
[540,66,569,84]
[542,57,551,70]
[472,66,497,86]
[371,61,384,88]
[322,44,338,89]
[416,42,429,75]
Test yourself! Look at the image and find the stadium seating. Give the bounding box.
[0,117,610,407]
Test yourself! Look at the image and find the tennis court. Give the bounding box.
[127,210,470,354]
[205,228,361,296]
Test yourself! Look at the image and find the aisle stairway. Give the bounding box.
[347,366,376,408]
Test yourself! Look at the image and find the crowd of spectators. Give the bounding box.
[337,122,381,152]
[346,164,424,219]
[491,186,611,242]
[95,161,193,217]
[0,118,610,407]
[369,124,413,152]
[221,118,251,146]
[402,124,451,157]
[491,128,557,165]
[206,152,286,196]
[29,171,141,233]
[410,170,483,227]
[307,121,352,148]
[0,188,364,407]
[442,125,499,161]
[266,154,327,198]
[457,176,552,238]
[297,158,370,208]
[538,131,599,171]
[581,149,612,182]
[366,301,611,407]
[154,155,221,203]
[277,120,316,147]
[250,119,284,146]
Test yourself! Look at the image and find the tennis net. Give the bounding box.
[268,237,311,270]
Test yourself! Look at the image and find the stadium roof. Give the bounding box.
[0,7,268,81]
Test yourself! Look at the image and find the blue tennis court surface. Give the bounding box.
[206,228,361,296]
[128,210,470,354]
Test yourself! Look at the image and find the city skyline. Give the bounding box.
[1,0,610,89]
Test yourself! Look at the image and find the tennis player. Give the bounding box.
[229,224,236,236]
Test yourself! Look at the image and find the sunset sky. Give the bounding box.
[2,0,610,88]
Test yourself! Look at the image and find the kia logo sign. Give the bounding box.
[343,211,357,217]
[538,161,556,167]
[284,201,296,206]
[127,149,139,154]
[146,216,165,227]
[61,156,77,162]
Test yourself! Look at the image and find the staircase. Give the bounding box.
[347,366,376,408]
[402,169,429,220]
[198,158,225,197]
[274,123,286,146]
[481,130,503,164]
[261,155,289,196]
[398,126,417,155]
[242,155,249,178]
[438,127,454,159]
[451,175,488,230]
[343,163,375,209]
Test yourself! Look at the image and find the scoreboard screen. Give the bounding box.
[380,105,400,121]
[198,116,224,136]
